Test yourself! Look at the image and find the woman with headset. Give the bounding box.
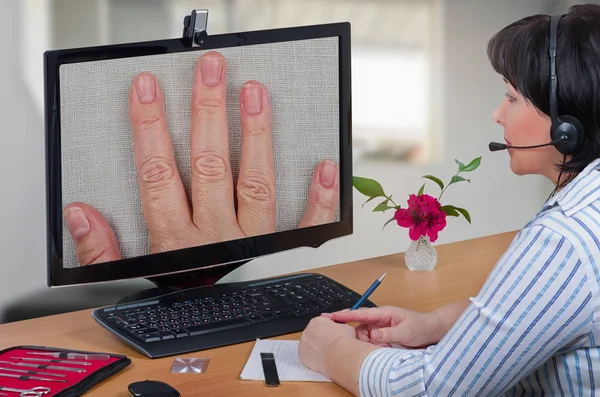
[298,4,600,396]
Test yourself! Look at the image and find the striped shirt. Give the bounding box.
[359,158,600,396]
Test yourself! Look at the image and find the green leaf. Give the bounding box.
[450,175,470,185]
[353,176,386,198]
[461,157,482,172]
[441,205,460,217]
[373,199,395,212]
[422,175,444,191]
[374,204,396,212]
[382,217,396,231]
[442,205,471,223]
[361,196,378,209]
[417,183,425,196]
[455,159,465,171]
[454,206,472,224]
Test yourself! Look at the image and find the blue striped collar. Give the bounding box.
[542,157,600,216]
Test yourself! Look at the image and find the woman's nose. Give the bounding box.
[492,106,503,125]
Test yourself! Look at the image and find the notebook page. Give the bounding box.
[240,339,332,382]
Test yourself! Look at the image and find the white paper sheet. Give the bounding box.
[240,339,332,382]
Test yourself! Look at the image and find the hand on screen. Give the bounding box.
[63,51,339,266]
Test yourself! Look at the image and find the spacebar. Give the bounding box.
[186,318,251,336]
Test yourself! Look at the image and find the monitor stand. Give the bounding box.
[115,260,249,304]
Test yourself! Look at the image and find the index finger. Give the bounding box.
[328,308,392,325]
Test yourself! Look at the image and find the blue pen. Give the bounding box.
[350,272,387,310]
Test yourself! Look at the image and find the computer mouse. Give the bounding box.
[128,380,181,397]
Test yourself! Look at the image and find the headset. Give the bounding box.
[489,14,585,155]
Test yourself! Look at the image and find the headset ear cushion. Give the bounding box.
[553,115,585,154]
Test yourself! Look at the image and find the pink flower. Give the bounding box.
[394,194,447,242]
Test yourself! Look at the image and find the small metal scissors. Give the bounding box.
[0,385,50,396]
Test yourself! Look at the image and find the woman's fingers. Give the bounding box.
[327,307,395,326]
[64,202,121,266]
[368,326,406,345]
[299,160,339,228]
[129,71,192,251]
[356,324,393,347]
[355,324,372,342]
[237,81,276,236]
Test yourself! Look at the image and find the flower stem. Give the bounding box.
[386,195,399,208]
[437,172,459,201]
[416,236,431,250]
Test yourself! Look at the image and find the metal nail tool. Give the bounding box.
[26,352,109,361]
[0,385,50,397]
[10,358,90,366]
[0,361,85,373]
[0,373,66,384]
[0,367,65,378]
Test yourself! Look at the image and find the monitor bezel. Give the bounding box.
[44,22,353,287]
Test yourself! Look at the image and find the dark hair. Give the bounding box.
[487,4,600,189]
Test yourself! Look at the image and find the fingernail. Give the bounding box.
[319,160,337,188]
[201,55,223,87]
[64,207,90,240]
[321,313,332,317]
[136,73,156,104]
[242,84,262,115]
[371,330,381,339]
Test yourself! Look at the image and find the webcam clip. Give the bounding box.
[182,9,209,47]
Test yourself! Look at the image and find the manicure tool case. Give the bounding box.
[0,345,131,396]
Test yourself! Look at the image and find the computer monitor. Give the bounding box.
[43,16,352,298]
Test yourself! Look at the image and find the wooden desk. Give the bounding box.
[0,231,517,396]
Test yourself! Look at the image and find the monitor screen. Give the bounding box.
[44,22,352,287]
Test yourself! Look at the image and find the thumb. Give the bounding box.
[370,327,404,344]
[64,202,121,266]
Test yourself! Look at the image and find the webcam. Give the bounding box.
[182,9,208,47]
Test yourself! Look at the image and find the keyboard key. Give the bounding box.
[139,333,161,343]
[133,328,157,335]
[186,318,251,336]
[274,311,292,319]
[172,329,189,338]
[248,315,263,324]
[125,324,145,331]
[262,313,276,321]
[159,331,175,340]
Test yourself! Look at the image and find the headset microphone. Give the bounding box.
[488,135,569,152]
[488,142,508,151]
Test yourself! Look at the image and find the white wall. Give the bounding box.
[0,1,48,308]
[0,0,557,321]
[553,0,600,12]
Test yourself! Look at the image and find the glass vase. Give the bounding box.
[405,236,438,271]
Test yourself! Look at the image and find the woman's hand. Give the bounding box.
[63,51,340,265]
[298,316,357,378]
[299,316,382,396]
[323,305,443,348]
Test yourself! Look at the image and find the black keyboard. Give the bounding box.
[92,273,376,358]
